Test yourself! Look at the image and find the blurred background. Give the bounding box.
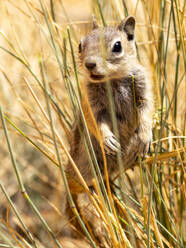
[0,0,185,247]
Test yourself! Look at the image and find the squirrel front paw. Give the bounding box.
[137,131,152,159]
[126,131,151,165]
[138,138,151,160]
[103,135,121,155]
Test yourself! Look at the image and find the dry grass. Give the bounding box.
[0,0,185,247]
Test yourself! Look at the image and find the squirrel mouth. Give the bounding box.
[90,74,105,81]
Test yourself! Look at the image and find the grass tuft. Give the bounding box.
[0,0,185,247]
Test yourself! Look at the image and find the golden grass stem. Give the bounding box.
[40,59,97,248]
[151,209,165,248]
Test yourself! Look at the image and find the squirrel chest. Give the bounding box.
[86,71,146,138]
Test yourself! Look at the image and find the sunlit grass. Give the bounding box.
[0,0,185,247]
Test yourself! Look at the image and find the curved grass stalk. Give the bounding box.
[40,60,97,248]
[65,30,110,200]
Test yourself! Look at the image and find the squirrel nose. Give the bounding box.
[85,62,96,70]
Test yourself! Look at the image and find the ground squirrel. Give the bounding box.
[66,16,154,193]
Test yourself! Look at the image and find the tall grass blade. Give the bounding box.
[0,106,63,248]
[40,59,97,248]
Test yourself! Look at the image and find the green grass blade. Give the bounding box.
[0,106,63,248]
[0,182,38,248]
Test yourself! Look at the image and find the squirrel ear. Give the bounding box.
[92,15,98,29]
[118,16,136,41]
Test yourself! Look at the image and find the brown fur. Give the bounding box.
[66,16,154,193]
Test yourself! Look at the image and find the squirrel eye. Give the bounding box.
[78,43,82,53]
[112,41,122,53]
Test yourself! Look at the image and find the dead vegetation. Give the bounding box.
[0,0,185,247]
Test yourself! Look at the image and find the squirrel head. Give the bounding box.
[78,16,137,83]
